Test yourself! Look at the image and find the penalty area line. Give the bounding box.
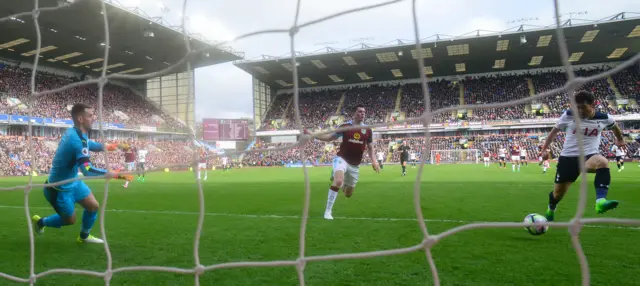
[0,205,638,231]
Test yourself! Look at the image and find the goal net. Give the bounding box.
[430,149,480,164]
[0,0,639,285]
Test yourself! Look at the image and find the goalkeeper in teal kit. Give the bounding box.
[31,103,130,243]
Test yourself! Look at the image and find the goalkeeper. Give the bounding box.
[32,103,130,244]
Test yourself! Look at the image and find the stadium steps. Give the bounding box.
[385,151,392,163]
[525,104,531,114]
[335,91,347,115]
[394,87,403,111]
[542,104,550,114]
[629,99,638,108]
[527,78,535,96]
[606,76,623,99]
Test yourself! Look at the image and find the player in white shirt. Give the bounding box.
[611,145,626,172]
[539,91,624,221]
[136,149,148,182]
[520,148,528,166]
[222,156,229,171]
[376,151,385,171]
[498,147,507,169]
[409,152,417,168]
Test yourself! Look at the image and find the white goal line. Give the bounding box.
[0,205,637,231]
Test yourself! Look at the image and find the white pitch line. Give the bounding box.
[0,205,638,231]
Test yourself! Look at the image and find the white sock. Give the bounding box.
[543,167,548,172]
[517,164,521,170]
[326,189,338,214]
[203,170,207,179]
[512,164,515,171]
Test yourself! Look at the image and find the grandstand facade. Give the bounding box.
[233,14,640,167]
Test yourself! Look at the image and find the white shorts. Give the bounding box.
[126,162,135,171]
[198,163,207,169]
[511,155,520,161]
[332,156,359,188]
[483,157,490,162]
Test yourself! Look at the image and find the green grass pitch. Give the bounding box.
[0,163,638,285]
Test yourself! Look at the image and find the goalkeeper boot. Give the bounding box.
[545,208,555,222]
[77,234,104,244]
[595,199,619,214]
[32,215,45,235]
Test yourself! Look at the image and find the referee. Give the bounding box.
[398,141,410,176]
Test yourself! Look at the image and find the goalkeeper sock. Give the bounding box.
[41,214,63,228]
[326,186,339,214]
[80,209,98,239]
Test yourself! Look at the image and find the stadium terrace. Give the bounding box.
[0,0,241,137]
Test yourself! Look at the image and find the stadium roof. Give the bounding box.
[0,0,243,78]
[234,13,640,88]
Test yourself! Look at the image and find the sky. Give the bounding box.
[113,0,637,121]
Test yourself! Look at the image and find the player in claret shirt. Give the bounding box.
[539,91,624,221]
[305,104,380,220]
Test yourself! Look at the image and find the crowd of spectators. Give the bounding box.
[0,64,186,132]
[257,67,640,131]
[0,137,216,177]
[240,128,640,167]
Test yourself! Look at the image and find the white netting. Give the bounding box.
[0,0,639,285]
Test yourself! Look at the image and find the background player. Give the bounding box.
[498,146,507,168]
[397,141,409,176]
[520,146,528,166]
[222,156,229,172]
[305,104,380,220]
[121,139,136,188]
[409,150,417,168]
[540,91,623,221]
[611,144,626,172]
[541,150,551,174]
[137,148,148,182]
[435,152,441,165]
[376,150,385,171]
[510,144,521,172]
[483,149,491,167]
[31,103,130,244]
[198,147,208,180]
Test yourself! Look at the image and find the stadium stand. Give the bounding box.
[0,64,186,132]
[257,66,640,131]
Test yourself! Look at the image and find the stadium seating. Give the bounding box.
[257,67,640,131]
[0,64,186,132]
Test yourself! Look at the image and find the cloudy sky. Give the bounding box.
[114,0,636,120]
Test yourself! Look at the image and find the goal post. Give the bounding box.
[430,149,480,164]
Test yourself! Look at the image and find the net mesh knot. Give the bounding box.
[103,270,113,282]
[194,265,205,276]
[568,219,584,236]
[289,26,300,37]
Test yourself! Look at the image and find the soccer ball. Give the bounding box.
[524,213,548,235]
